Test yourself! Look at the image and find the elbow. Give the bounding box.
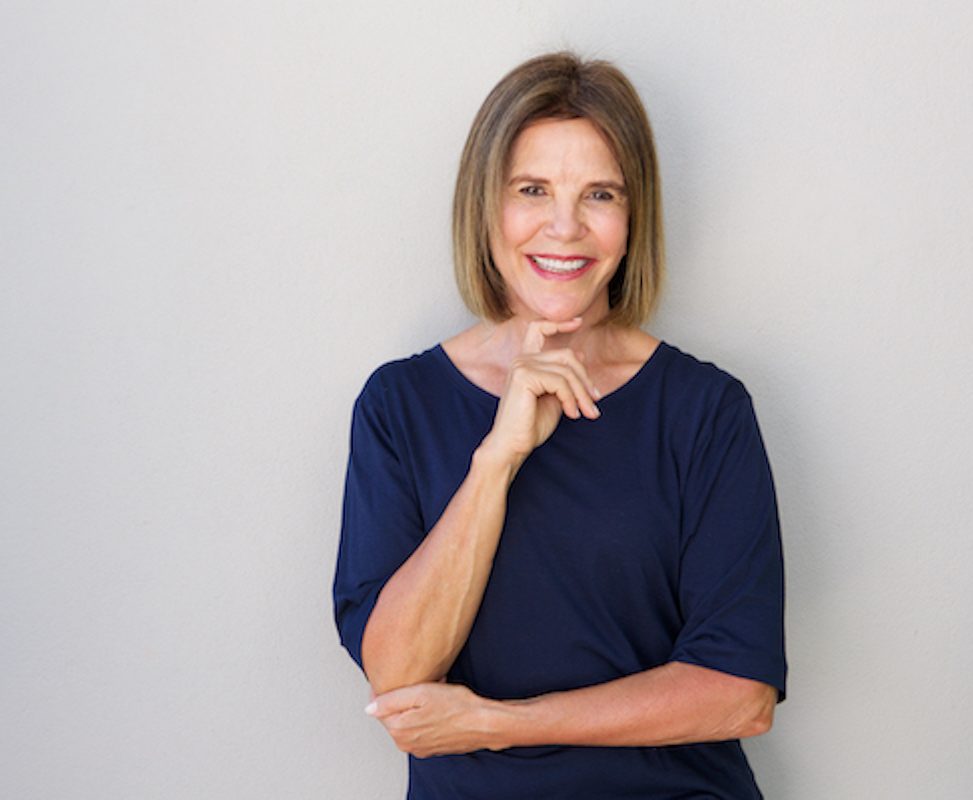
[735,686,776,739]
[360,622,409,695]
[362,641,447,696]
[362,658,401,697]
[360,606,450,695]
[366,668,447,698]
[362,663,393,697]
[361,651,411,697]
[738,708,773,739]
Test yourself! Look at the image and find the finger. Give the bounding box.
[366,685,423,719]
[521,316,583,355]
[530,348,602,405]
[528,369,583,419]
[534,362,600,419]
[510,358,587,419]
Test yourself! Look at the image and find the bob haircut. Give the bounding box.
[452,51,665,329]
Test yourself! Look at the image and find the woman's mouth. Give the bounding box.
[527,255,595,280]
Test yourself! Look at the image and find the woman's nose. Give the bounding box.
[544,199,586,241]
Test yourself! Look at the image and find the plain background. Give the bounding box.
[2,1,971,797]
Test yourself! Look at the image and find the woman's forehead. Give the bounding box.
[506,118,624,181]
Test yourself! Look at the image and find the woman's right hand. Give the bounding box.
[480,317,601,468]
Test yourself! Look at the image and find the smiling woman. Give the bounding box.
[333,51,786,799]
[452,52,664,331]
[493,117,630,321]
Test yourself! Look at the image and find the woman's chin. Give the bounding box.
[508,291,605,325]
[524,302,589,324]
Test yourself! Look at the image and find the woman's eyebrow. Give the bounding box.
[507,173,549,185]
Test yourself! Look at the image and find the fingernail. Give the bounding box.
[364,701,378,716]
[592,386,602,399]
[592,403,601,417]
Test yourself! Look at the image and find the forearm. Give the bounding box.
[361,437,521,694]
[490,662,777,749]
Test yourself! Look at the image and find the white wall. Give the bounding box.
[2,1,971,797]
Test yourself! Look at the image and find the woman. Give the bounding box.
[334,52,786,798]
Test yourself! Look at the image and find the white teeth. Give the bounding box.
[531,256,590,273]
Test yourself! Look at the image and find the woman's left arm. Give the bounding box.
[504,661,777,746]
[367,662,776,758]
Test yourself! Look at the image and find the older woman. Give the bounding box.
[334,52,786,798]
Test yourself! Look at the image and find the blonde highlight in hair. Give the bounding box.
[452,51,665,328]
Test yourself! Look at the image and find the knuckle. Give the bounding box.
[510,356,533,375]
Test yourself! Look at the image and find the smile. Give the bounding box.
[528,255,595,280]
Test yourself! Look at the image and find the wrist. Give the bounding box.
[473,436,525,484]
[482,696,545,751]
[481,698,526,751]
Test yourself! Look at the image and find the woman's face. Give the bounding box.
[491,117,629,324]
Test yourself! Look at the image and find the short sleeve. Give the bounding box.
[669,382,787,701]
[332,369,426,671]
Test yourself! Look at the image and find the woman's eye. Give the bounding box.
[519,185,545,197]
[590,190,615,202]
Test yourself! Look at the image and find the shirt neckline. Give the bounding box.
[432,340,669,406]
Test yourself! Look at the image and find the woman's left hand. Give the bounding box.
[365,681,509,758]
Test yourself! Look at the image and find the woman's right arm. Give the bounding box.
[360,318,600,695]
[360,435,520,695]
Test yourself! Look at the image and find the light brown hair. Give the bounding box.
[452,51,665,328]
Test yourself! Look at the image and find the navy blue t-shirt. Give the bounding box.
[333,340,786,799]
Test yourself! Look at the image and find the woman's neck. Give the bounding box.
[470,312,629,372]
